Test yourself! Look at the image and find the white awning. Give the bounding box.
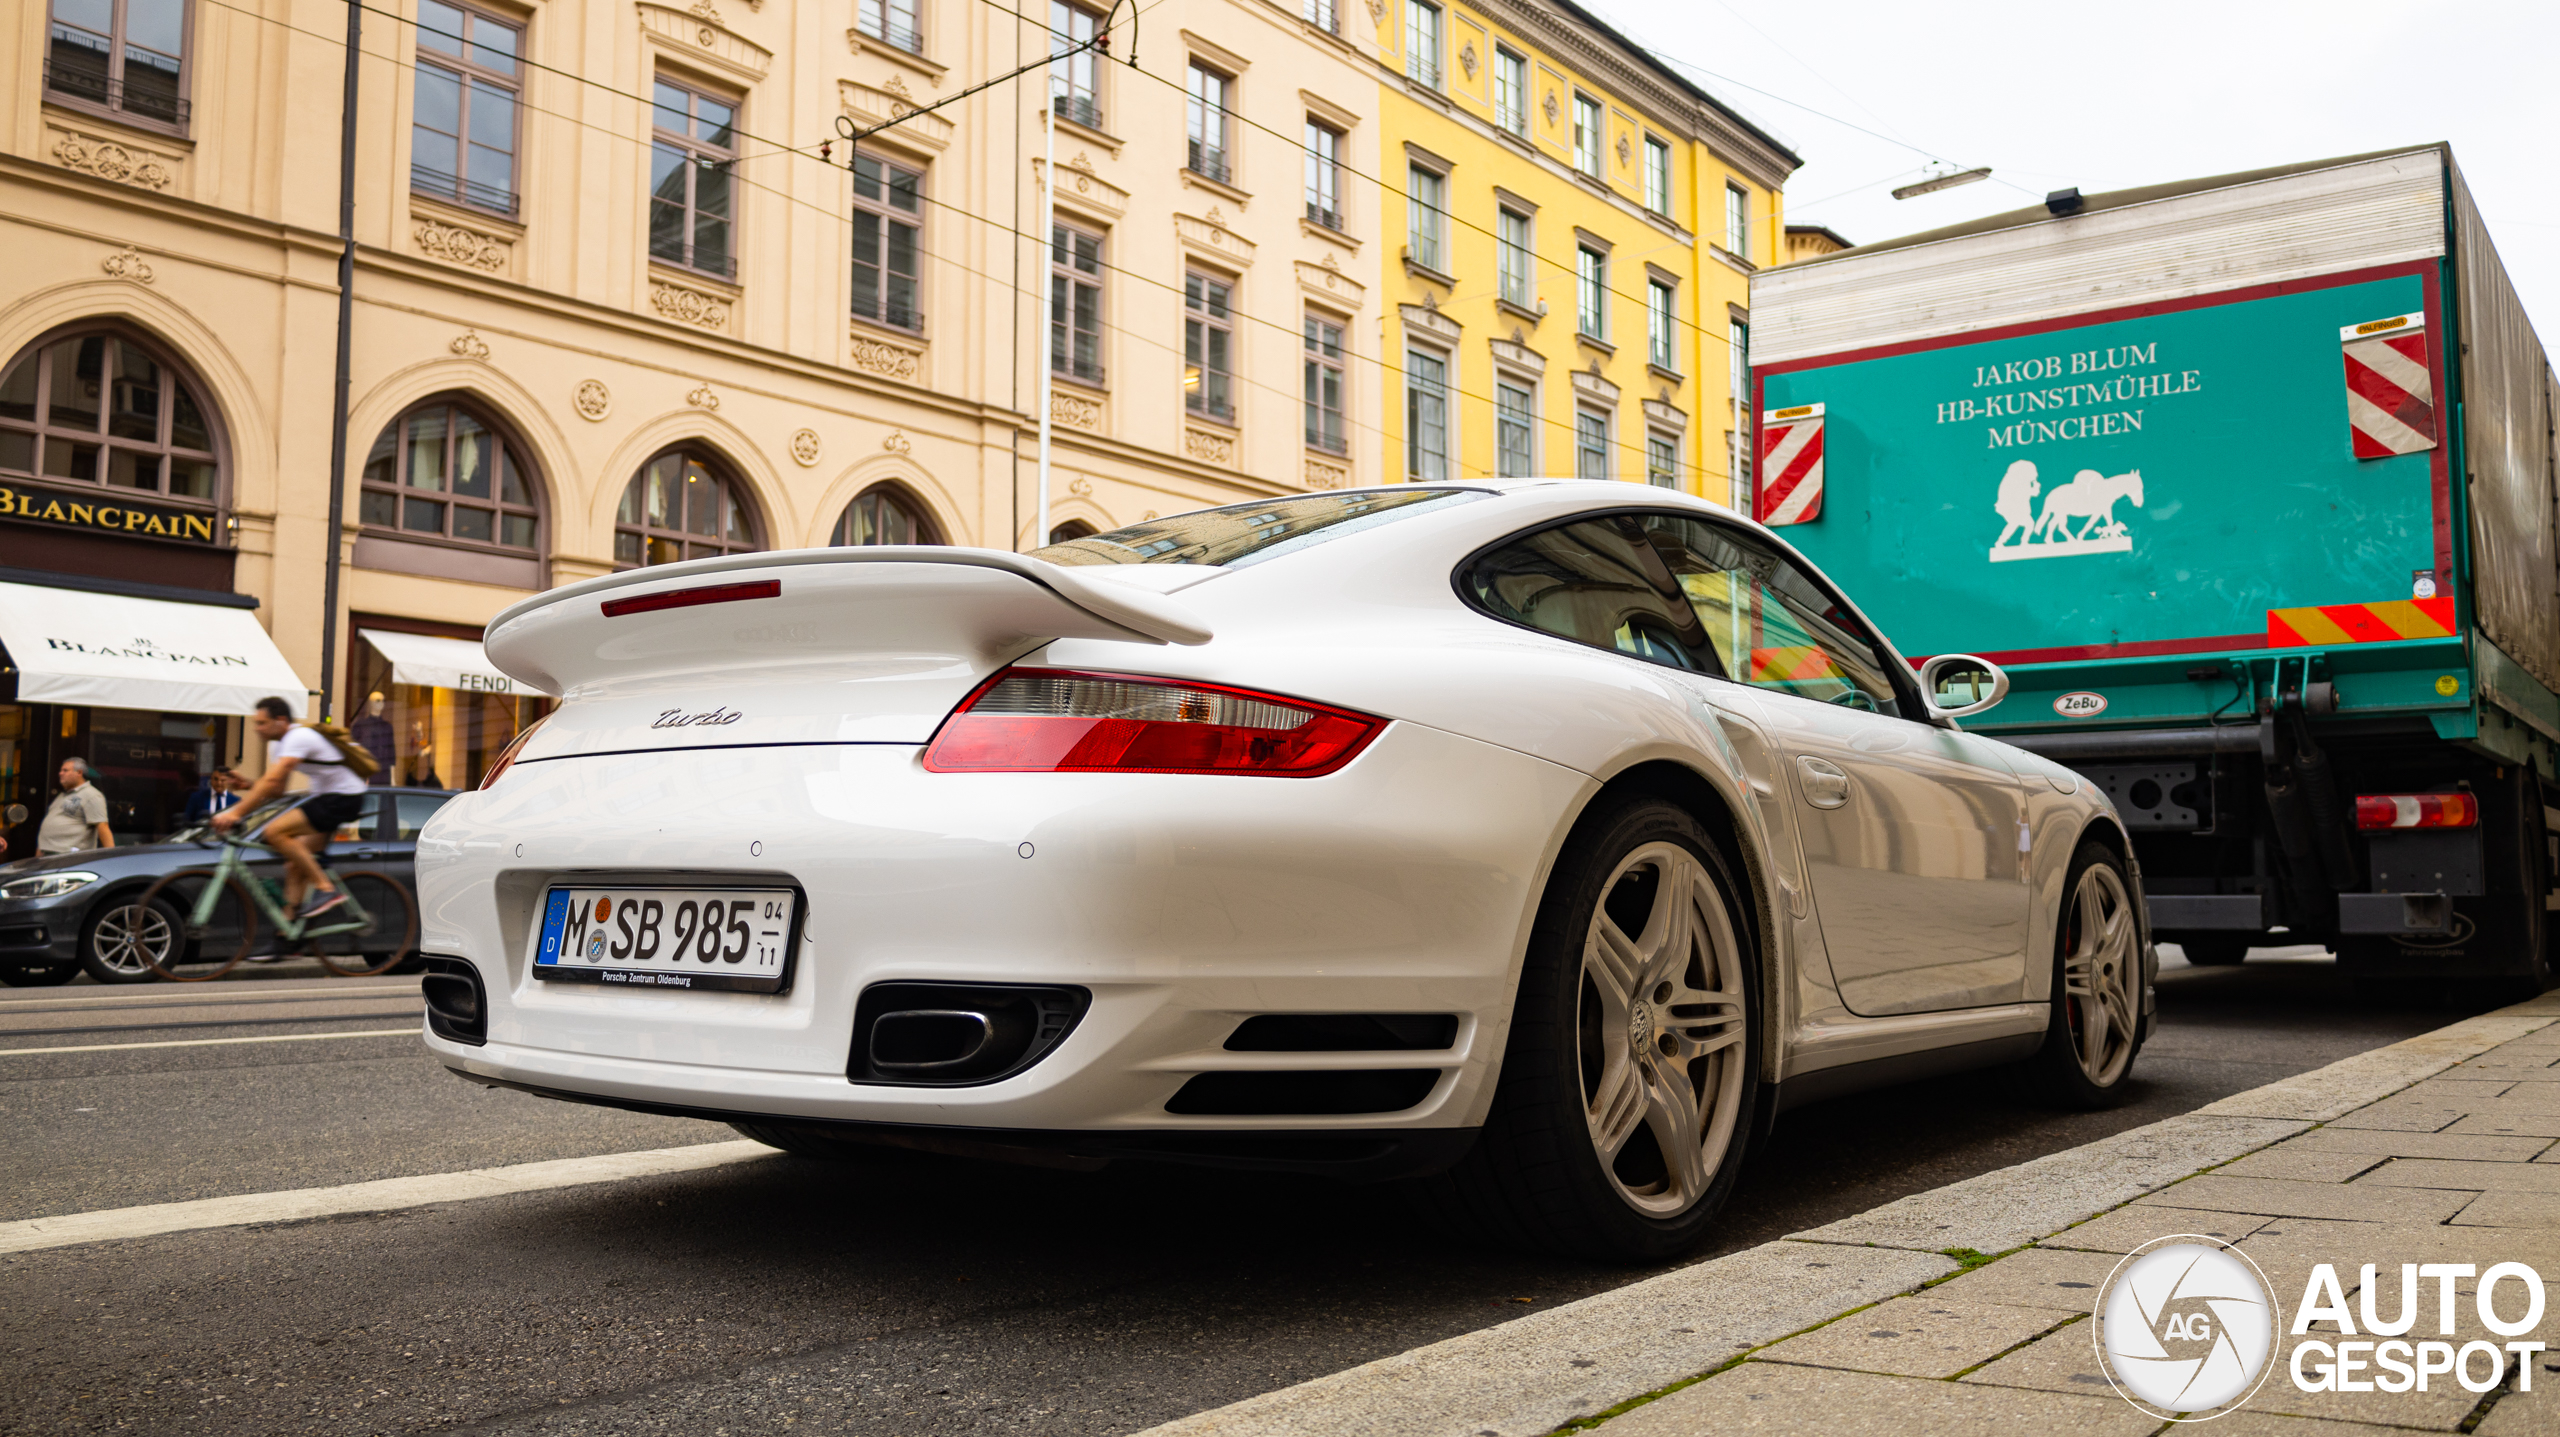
[359,629,519,695]
[0,580,308,716]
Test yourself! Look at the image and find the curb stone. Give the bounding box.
[1134,994,2560,1437]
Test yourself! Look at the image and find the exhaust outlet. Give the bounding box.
[849,982,1090,1086]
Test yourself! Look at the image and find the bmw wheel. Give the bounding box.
[80,894,180,985]
[1417,798,1759,1261]
[2031,841,2143,1107]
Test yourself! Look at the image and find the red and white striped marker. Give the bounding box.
[2340,313,2436,459]
[1757,403,1825,526]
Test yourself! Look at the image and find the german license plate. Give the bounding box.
[532,887,797,993]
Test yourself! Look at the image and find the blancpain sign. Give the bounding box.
[0,581,307,716]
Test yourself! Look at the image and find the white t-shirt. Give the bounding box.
[275,725,370,796]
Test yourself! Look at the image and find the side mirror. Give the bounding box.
[1920,654,2009,721]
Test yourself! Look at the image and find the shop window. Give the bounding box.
[358,399,541,553]
[347,646,551,793]
[832,483,940,546]
[614,449,762,567]
[46,0,189,132]
[0,327,223,512]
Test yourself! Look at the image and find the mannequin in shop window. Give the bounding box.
[352,693,395,787]
[407,717,443,791]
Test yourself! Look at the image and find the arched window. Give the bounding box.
[831,483,939,546]
[1047,519,1096,544]
[359,398,541,551]
[0,328,221,506]
[616,448,761,567]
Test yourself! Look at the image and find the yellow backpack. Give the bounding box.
[304,719,383,779]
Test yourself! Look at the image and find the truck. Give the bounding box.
[1746,145,2559,993]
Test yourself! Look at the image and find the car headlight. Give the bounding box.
[1,871,100,900]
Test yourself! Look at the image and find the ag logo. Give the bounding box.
[2095,1236,2282,1419]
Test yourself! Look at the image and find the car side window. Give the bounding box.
[329,793,383,843]
[1460,514,1729,677]
[395,792,454,839]
[1646,516,1906,718]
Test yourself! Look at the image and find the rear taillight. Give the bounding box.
[479,716,549,791]
[922,669,1384,776]
[2355,792,2478,829]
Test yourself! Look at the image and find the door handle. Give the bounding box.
[1796,756,1850,809]
[351,848,381,860]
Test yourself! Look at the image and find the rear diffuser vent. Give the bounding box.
[849,982,1090,1087]
[1224,1013,1458,1052]
[1166,1069,1441,1116]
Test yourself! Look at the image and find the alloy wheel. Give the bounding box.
[92,902,174,980]
[2060,861,2140,1087]
[1577,841,1749,1217]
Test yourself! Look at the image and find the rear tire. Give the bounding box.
[1409,797,1759,1262]
[2030,841,2144,1108]
[0,960,79,987]
[2178,936,2250,966]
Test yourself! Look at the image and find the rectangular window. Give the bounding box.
[1051,2,1103,129]
[1496,381,1534,477]
[1404,0,1440,90]
[1406,348,1449,481]
[411,2,523,216]
[649,79,738,279]
[45,0,188,129]
[1647,432,1678,488]
[1647,279,1675,370]
[1497,208,1532,308]
[1730,319,1751,507]
[1407,164,1447,274]
[857,0,922,54]
[1185,272,1235,422]
[1493,48,1527,135]
[1304,120,1344,231]
[1643,136,1670,214]
[851,154,924,332]
[1729,319,1750,416]
[1052,222,1105,384]
[1304,0,1337,34]
[1576,409,1609,481]
[1305,314,1347,454]
[1576,246,1607,341]
[1572,94,1601,175]
[1186,63,1232,184]
[1726,183,1749,258]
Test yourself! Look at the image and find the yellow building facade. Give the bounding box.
[1369,0,1796,504]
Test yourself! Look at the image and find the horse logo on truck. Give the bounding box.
[1988,459,2145,562]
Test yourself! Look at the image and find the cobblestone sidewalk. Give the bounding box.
[1146,991,2560,1437]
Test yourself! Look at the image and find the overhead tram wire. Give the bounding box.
[201,0,1697,480]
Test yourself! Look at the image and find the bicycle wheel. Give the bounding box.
[136,868,260,982]
[306,873,418,977]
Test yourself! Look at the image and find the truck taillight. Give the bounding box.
[479,716,549,791]
[2355,793,2478,829]
[922,669,1384,776]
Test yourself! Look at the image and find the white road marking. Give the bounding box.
[0,1027,419,1056]
[0,1141,775,1254]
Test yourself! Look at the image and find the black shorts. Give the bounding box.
[296,793,367,848]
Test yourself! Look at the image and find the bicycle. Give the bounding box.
[133,829,417,981]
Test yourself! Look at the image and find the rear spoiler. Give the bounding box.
[483,547,1212,698]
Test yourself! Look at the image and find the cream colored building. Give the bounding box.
[0,0,1376,835]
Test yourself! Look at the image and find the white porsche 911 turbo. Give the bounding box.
[416,480,2151,1260]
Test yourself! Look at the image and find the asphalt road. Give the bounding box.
[0,948,2506,1436]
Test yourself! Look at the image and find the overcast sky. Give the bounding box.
[1590,0,2560,341]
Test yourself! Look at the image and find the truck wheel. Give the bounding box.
[2179,937,2250,966]
[2030,842,2143,1108]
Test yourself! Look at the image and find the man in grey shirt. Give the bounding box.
[37,758,114,856]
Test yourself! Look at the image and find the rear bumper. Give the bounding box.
[415,723,1588,1134]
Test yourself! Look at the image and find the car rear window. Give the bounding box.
[1034,489,1483,570]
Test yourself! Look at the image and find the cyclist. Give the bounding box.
[213,697,366,920]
